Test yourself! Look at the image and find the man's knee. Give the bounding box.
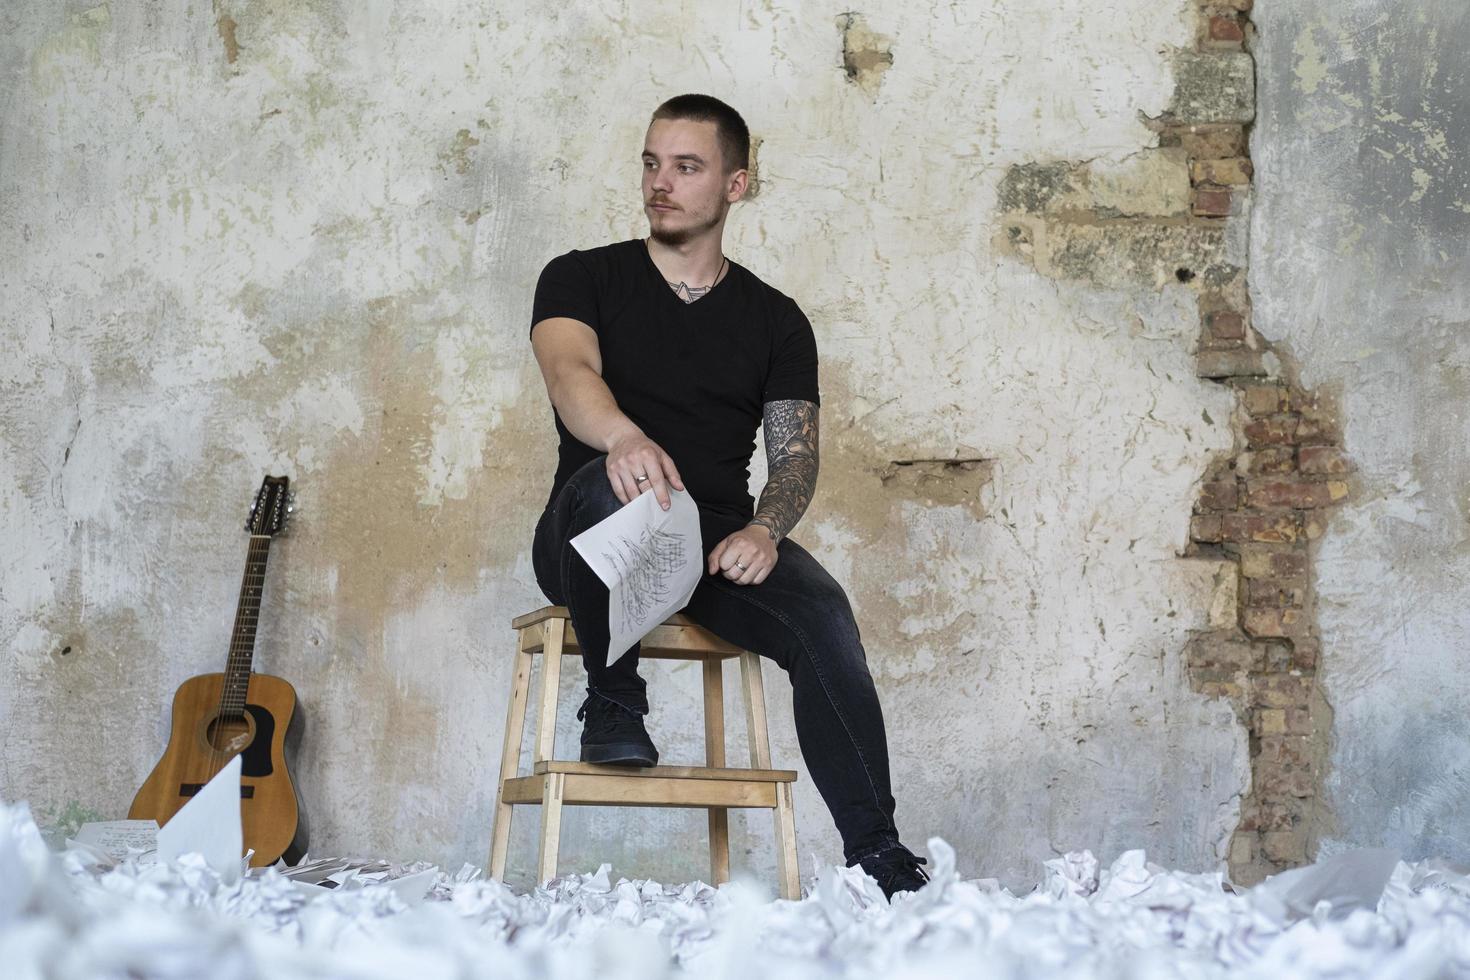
[566,454,622,521]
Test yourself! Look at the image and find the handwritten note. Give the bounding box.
[571,487,703,665]
[72,820,159,863]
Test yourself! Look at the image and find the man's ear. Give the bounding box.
[726,168,749,203]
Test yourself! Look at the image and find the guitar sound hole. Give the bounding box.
[207,715,253,753]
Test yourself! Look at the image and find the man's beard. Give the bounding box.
[648,204,723,246]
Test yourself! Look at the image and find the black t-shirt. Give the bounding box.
[530,238,820,543]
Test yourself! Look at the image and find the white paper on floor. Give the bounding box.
[4,798,1470,979]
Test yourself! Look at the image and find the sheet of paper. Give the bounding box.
[571,486,703,666]
[72,820,159,862]
[156,754,243,883]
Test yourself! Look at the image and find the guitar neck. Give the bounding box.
[222,535,272,715]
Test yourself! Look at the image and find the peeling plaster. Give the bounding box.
[1251,0,1470,865]
[3,0,1246,888]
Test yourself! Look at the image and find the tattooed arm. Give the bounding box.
[747,399,820,544]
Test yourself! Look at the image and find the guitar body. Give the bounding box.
[130,671,308,867]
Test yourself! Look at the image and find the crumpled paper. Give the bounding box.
[5,800,1470,979]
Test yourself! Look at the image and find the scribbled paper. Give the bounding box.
[571,487,703,666]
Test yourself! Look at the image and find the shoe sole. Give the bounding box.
[581,743,659,767]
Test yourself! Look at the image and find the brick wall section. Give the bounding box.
[1167,0,1352,885]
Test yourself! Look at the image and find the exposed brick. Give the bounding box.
[1220,512,1302,544]
[1296,415,1342,445]
[1207,15,1245,44]
[1198,349,1267,378]
[1262,830,1306,864]
[1244,415,1298,446]
[1194,185,1232,217]
[1190,514,1223,543]
[1257,640,1294,671]
[1259,767,1317,799]
[1255,672,1310,707]
[1255,708,1287,735]
[1238,545,1309,580]
[1205,15,1240,46]
[1197,679,1246,700]
[1303,513,1331,540]
[1191,157,1254,185]
[1172,125,1248,158]
[1187,631,1257,671]
[1244,606,1306,639]
[1245,478,1350,509]
[1247,579,1306,607]
[1295,394,1343,445]
[1290,638,1320,671]
[1197,479,1239,511]
[1240,799,1294,833]
[1260,735,1312,767]
[1299,446,1353,474]
[1205,309,1246,340]
[1240,384,1288,416]
[1239,448,1296,476]
[1284,706,1314,734]
[1229,832,1254,866]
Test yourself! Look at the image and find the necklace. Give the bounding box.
[667,256,728,304]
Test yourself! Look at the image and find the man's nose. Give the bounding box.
[650,167,672,192]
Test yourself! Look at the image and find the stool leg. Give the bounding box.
[534,618,565,765]
[739,651,772,768]
[537,771,565,885]
[703,658,730,886]
[488,627,536,880]
[775,781,800,900]
[742,652,800,898]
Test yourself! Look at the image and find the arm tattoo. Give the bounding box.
[749,399,819,543]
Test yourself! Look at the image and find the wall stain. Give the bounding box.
[836,12,894,98]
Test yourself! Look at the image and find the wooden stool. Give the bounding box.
[488,605,800,899]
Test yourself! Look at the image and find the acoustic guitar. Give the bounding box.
[130,475,308,867]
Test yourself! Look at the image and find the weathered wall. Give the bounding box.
[1250,0,1470,863]
[2,0,1252,890]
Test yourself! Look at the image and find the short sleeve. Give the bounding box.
[762,299,820,406]
[530,251,599,337]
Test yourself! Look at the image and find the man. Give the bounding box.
[527,94,928,898]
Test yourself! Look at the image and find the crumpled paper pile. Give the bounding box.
[4,800,1468,979]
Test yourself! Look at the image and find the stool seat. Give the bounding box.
[488,605,801,898]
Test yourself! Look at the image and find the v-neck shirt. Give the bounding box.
[531,238,820,533]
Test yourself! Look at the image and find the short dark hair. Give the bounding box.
[650,94,750,173]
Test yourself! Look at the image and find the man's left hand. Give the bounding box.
[708,525,778,585]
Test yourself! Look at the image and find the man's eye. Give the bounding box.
[679,165,695,174]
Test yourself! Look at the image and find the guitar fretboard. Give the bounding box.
[222,535,271,716]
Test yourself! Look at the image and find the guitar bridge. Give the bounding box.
[180,783,255,799]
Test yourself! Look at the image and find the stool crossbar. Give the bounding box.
[488,605,800,899]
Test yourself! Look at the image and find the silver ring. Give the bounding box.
[635,474,649,483]
[735,560,748,571]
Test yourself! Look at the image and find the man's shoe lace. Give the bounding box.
[852,843,930,899]
[576,691,648,740]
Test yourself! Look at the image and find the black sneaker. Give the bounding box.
[576,690,659,767]
[848,843,930,899]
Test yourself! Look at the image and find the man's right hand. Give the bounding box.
[606,431,685,510]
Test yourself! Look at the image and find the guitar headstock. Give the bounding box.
[245,475,293,536]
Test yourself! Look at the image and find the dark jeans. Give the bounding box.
[531,455,902,863]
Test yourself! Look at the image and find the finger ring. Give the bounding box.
[635,474,649,483]
[735,560,748,571]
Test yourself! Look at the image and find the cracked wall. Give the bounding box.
[1250,1,1470,865]
[3,0,1251,890]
